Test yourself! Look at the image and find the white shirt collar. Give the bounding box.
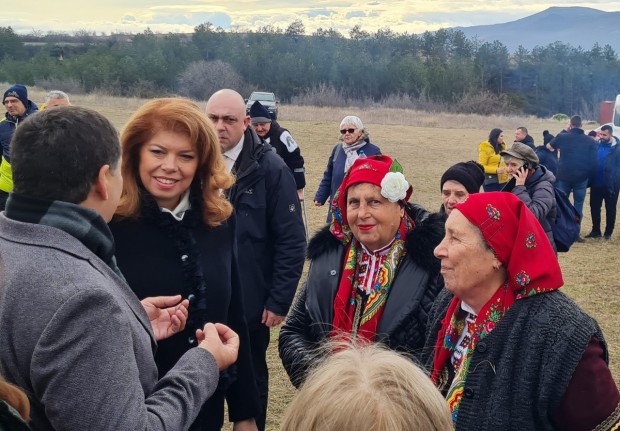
[360,237,395,255]
[160,189,191,221]
[222,137,244,172]
[460,301,477,316]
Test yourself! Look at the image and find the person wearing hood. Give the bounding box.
[534,130,558,175]
[500,142,557,251]
[439,161,485,217]
[249,101,306,200]
[422,192,620,430]
[0,84,39,210]
[585,124,620,240]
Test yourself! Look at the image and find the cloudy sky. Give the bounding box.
[4,1,619,36]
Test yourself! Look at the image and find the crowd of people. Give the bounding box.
[0,82,619,431]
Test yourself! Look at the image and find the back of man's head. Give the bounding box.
[11,106,120,204]
[570,115,582,128]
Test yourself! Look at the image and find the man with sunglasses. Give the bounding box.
[249,101,306,201]
[206,89,305,431]
[0,84,38,210]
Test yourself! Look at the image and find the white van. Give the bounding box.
[613,94,620,137]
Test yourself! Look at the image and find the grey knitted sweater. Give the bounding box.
[422,288,606,430]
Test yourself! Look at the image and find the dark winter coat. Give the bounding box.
[0,102,39,194]
[0,101,38,162]
[421,288,612,431]
[314,140,381,210]
[109,193,261,425]
[228,128,306,327]
[592,137,620,193]
[517,134,535,150]
[511,166,557,250]
[535,145,558,176]
[262,120,306,189]
[278,204,445,388]
[549,128,598,183]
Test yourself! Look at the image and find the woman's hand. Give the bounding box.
[314,200,323,207]
[196,323,240,370]
[514,167,528,186]
[262,309,285,327]
[141,295,189,341]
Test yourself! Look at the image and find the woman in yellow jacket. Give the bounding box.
[478,128,509,191]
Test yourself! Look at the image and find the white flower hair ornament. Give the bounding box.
[381,172,409,202]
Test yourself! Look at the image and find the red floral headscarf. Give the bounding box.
[328,155,415,341]
[330,155,413,244]
[456,191,563,295]
[432,192,564,424]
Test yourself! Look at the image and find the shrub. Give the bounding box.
[451,90,519,116]
[290,83,348,107]
[552,113,569,121]
[177,60,250,101]
[34,77,85,94]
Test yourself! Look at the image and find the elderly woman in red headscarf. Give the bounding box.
[422,192,620,430]
[278,155,445,388]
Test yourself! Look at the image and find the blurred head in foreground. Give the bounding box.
[280,342,452,431]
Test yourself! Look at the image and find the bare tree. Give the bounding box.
[177,60,248,101]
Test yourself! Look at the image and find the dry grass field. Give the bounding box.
[26,89,619,430]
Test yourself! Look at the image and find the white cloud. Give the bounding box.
[2,1,619,35]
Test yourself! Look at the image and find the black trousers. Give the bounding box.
[589,185,620,236]
[249,325,270,431]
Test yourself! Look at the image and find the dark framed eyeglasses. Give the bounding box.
[340,128,356,134]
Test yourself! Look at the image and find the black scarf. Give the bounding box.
[138,184,209,337]
[5,193,124,278]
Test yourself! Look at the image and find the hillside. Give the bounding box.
[456,6,620,52]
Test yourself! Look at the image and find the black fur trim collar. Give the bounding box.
[307,203,445,275]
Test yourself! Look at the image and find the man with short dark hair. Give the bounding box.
[585,124,620,240]
[0,106,240,430]
[0,84,38,210]
[515,126,535,150]
[547,115,598,233]
[249,101,306,200]
[206,89,305,431]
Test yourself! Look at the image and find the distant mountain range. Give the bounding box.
[455,7,620,53]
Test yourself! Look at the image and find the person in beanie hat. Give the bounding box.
[439,161,485,216]
[3,85,29,113]
[280,154,445,388]
[535,130,558,175]
[422,192,620,430]
[249,101,271,124]
[249,100,306,196]
[543,130,554,145]
[501,142,558,251]
[0,84,38,210]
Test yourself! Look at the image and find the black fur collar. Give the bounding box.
[307,203,445,274]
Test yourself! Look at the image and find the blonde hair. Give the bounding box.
[0,376,30,423]
[280,342,452,431]
[115,97,233,227]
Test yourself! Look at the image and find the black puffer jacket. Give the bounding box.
[278,204,445,388]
